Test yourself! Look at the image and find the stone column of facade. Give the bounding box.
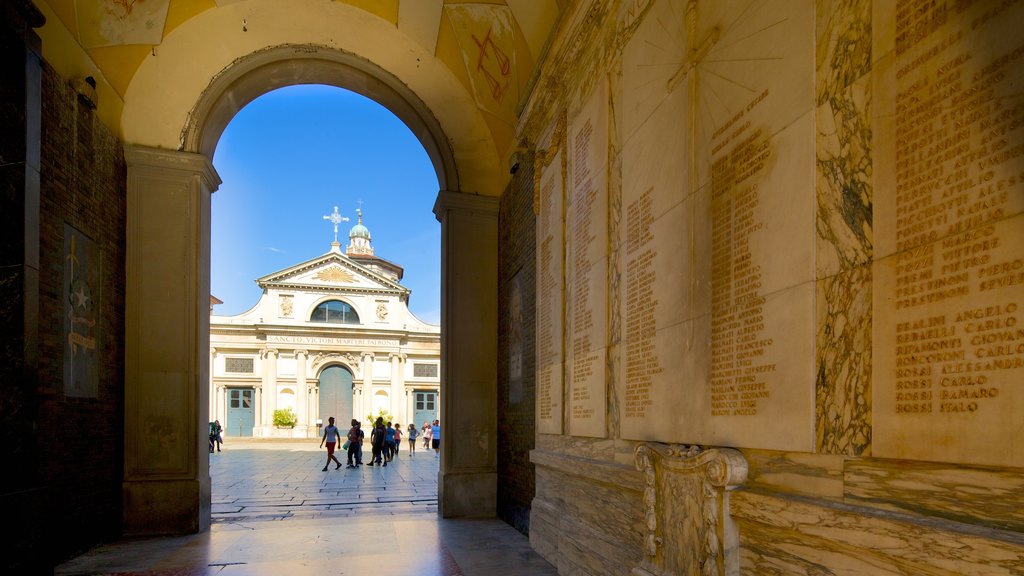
[216,384,226,426]
[295,350,308,430]
[123,145,220,535]
[209,348,217,424]
[362,352,374,419]
[433,190,499,518]
[261,348,278,434]
[389,353,406,423]
[253,384,262,427]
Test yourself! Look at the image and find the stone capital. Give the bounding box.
[124,145,222,193]
[433,190,499,222]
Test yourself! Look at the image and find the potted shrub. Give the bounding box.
[273,408,297,429]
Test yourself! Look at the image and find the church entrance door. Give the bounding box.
[226,388,255,437]
[318,366,354,425]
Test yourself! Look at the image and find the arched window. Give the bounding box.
[310,300,360,324]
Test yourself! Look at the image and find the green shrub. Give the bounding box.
[273,408,298,428]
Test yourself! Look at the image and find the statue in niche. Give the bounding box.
[633,443,747,576]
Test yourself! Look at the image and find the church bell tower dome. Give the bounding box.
[347,208,374,255]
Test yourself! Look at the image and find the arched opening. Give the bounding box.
[309,300,360,324]
[123,40,500,536]
[318,365,355,426]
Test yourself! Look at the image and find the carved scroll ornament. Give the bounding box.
[633,444,748,576]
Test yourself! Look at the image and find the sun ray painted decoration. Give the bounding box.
[77,0,171,48]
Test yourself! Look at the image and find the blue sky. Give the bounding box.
[211,84,441,324]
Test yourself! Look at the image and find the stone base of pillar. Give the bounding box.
[441,470,497,518]
[123,477,210,536]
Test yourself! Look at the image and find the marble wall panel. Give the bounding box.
[844,459,1024,532]
[871,0,1024,468]
[702,280,816,451]
[741,449,845,500]
[537,121,566,435]
[815,264,873,456]
[692,0,815,191]
[567,77,610,438]
[733,489,1024,575]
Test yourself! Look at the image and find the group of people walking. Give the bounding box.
[319,416,442,471]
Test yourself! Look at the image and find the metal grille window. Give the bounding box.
[413,363,438,378]
[225,357,254,373]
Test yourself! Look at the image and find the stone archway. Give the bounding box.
[122,44,500,535]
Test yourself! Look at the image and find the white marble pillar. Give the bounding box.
[209,347,217,424]
[389,353,406,423]
[295,350,308,428]
[216,384,226,426]
[433,190,499,518]
[123,145,220,535]
[262,349,278,433]
[253,384,262,430]
[362,352,374,419]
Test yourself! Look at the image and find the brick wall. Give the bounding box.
[35,61,126,567]
[497,152,537,535]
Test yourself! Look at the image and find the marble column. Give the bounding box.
[123,145,220,535]
[262,348,278,433]
[253,384,262,428]
[362,352,374,419]
[433,190,499,518]
[295,349,308,429]
[216,384,225,426]
[390,353,406,423]
[209,348,217,424]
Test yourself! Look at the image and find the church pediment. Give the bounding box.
[257,252,406,295]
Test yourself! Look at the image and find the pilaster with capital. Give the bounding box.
[123,145,220,535]
[362,352,374,418]
[390,352,406,423]
[261,349,279,429]
[295,349,308,426]
[433,190,499,518]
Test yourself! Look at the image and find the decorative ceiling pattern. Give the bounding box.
[39,0,561,158]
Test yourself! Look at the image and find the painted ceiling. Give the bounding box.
[36,0,565,161]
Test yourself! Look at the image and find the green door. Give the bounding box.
[318,365,354,425]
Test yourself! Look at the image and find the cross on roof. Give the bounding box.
[322,206,350,244]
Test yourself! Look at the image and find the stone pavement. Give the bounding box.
[55,439,558,576]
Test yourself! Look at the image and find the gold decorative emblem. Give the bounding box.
[314,266,354,283]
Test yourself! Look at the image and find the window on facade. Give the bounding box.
[415,391,436,411]
[310,300,360,324]
[225,357,254,373]
[413,363,438,378]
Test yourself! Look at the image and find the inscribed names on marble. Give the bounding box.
[695,0,816,451]
[618,0,692,441]
[537,121,565,434]
[873,0,1024,467]
[567,78,609,438]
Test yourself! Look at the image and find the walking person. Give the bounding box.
[320,416,344,471]
[369,417,386,466]
[422,421,432,450]
[353,420,364,466]
[431,419,441,458]
[407,423,418,455]
[345,419,360,468]
[385,422,396,462]
[212,420,223,452]
[393,424,402,457]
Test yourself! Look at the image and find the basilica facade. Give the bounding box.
[209,209,440,438]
